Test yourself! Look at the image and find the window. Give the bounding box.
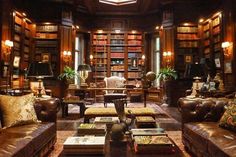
[74,35,84,84]
[153,37,160,87]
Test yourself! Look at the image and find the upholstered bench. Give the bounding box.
[84,107,156,123]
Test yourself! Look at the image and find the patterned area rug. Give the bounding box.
[50,102,189,156]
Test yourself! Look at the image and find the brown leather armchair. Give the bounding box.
[178,97,236,157]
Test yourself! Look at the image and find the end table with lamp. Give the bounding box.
[27,62,54,97]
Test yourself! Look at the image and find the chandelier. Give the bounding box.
[99,0,137,6]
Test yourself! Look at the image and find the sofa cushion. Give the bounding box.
[85,107,156,116]
[0,122,56,157]
[219,102,236,132]
[0,94,39,128]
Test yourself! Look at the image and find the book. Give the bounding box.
[77,123,106,135]
[63,136,105,154]
[133,135,175,154]
[131,128,166,136]
[94,117,119,124]
[94,117,119,130]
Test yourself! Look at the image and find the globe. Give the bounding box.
[146,71,156,82]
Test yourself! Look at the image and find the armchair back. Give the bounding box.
[104,76,126,94]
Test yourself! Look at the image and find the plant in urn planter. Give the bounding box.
[157,67,177,106]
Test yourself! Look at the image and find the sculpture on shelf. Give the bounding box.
[110,99,135,141]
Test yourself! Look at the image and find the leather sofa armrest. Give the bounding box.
[178,97,228,124]
[34,98,60,123]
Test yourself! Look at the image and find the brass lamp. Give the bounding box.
[27,62,53,97]
[77,64,91,88]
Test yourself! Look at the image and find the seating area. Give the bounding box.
[1,0,236,157]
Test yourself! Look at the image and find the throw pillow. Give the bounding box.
[0,93,39,128]
[219,101,236,132]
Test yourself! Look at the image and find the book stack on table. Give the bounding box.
[94,117,119,131]
[131,128,175,154]
[77,123,107,136]
[63,136,106,155]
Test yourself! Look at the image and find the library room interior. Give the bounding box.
[1,0,236,156]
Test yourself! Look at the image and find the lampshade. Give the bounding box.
[184,63,206,79]
[27,62,53,78]
[77,64,91,72]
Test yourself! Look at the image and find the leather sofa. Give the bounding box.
[0,98,60,157]
[178,97,236,157]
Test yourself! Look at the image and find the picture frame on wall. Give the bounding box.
[41,53,50,62]
[184,55,192,64]
[214,58,221,68]
[224,61,232,74]
[13,56,20,68]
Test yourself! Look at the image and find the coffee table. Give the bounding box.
[62,122,184,157]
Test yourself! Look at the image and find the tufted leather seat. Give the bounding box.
[0,98,59,157]
[178,97,236,157]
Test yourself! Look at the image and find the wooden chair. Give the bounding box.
[103,76,127,107]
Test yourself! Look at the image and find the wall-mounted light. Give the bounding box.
[221,41,233,56]
[63,50,72,63]
[115,29,121,33]
[4,40,13,61]
[141,54,146,66]
[199,18,204,23]
[155,26,159,30]
[89,54,94,65]
[163,51,172,66]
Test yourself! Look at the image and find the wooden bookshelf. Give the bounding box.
[175,23,199,78]
[11,11,35,89]
[34,24,60,77]
[91,31,144,100]
[199,12,223,73]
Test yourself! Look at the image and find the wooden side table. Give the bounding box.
[62,99,86,118]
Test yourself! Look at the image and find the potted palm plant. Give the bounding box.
[58,66,78,84]
[157,67,177,106]
[58,66,79,98]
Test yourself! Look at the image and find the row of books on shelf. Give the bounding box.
[203,31,210,38]
[110,53,125,58]
[128,72,141,78]
[212,17,220,26]
[93,40,107,45]
[178,41,198,48]
[177,34,198,40]
[128,35,142,40]
[95,59,107,65]
[111,65,125,71]
[93,47,106,51]
[93,35,108,39]
[36,25,58,32]
[128,47,142,52]
[110,39,125,45]
[128,40,142,45]
[111,34,124,39]
[203,23,210,31]
[111,72,124,77]
[36,33,58,39]
[94,53,107,58]
[212,26,220,34]
[177,26,198,33]
[110,47,125,51]
[35,40,58,46]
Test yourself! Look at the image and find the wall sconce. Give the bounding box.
[89,54,94,65]
[163,51,172,66]
[4,40,13,60]
[63,50,71,63]
[221,41,233,56]
[141,54,146,66]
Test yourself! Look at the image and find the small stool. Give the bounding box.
[135,116,156,128]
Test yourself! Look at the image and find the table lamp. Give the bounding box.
[77,64,91,88]
[184,63,206,97]
[27,62,53,97]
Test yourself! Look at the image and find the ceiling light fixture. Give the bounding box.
[99,0,137,6]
